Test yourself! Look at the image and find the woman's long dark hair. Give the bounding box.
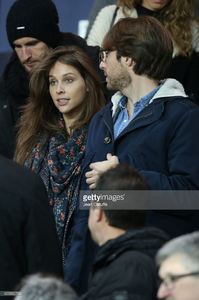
[15,46,105,164]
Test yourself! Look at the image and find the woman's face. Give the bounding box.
[49,61,87,121]
[142,0,170,11]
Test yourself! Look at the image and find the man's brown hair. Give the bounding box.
[102,16,173,80]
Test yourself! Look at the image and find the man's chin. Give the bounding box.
[107,82,116,91]
[106,80,112,90]
[23,62,37,72]
[23,65,33,73]
[106,78,117,91]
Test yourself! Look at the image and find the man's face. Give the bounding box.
[13,37,50,72]
[99,50,131,92]
[158,253,199,300]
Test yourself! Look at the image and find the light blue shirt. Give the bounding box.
[113,86,161,139]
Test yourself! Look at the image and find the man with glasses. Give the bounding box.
[156,231,199,300]
[83,16,199,238]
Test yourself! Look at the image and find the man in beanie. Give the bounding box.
[0,0,103,159]
[6,0,61,72]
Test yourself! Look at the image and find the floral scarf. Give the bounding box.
[24,120,88,266]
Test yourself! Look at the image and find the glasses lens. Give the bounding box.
[99,50,110,62]
[159,276,173,290]
[99,51,102,62]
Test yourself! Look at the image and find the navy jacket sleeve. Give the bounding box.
[118,107,199,190]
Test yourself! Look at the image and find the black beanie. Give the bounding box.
[6,0,61,48]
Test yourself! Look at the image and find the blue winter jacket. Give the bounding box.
[82,79,199,237]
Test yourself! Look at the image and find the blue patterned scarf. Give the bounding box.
[25,120,88,266]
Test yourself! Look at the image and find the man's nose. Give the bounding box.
[99,60,105,70]
[157,283,171,299]
[21,47,32,61]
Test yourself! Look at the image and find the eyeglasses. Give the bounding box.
[99,49,112,63]
[160,271,199,290]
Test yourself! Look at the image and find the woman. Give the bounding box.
[15,45,105,288]
[87,0,199,53]
[87,0,199,104]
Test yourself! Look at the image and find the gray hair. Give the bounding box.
[15,274,78,300]
[156,231,199,272]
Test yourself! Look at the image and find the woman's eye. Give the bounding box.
[49,80,56,86]
[65,78,73,83]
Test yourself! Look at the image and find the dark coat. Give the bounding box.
[0,155,63,295]
[81,79,199,237]
[82,228,168,300]
[0,55,29,159]
[169,52,199,106]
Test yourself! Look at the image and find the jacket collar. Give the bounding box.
[151,78,187,100]
[93,228,168,268]
[111,79,187,115]
[100,79,189,137]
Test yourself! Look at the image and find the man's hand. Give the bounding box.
[85,153,119,189]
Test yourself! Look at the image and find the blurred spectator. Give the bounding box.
[0,155,63,296]
[86,0,116,38]
[87,0,199,105]
[156,231,199,300]
[82,165,168,300]
[15,274,78,300]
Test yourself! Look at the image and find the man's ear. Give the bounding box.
[123,57,134,67]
